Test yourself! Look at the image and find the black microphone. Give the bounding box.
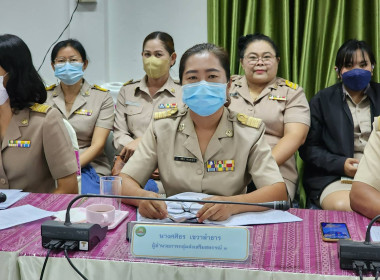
[0,192,6,203]
[41,194,290,251]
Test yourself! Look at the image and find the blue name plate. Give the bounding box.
[130,223,250,262]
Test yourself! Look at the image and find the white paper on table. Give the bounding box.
[0,189,29,209]
[369,226,380,242]
[137,192,302,225]
[0,204,56,230]
[53,208,87,223]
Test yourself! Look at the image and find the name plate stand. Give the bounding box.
[128,222,252,263]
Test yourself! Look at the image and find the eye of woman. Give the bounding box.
[143,52,151,58]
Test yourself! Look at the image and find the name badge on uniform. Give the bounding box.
[125,100,140,106]
[159,103,177,109]
[206,160,234,172]
[268,94,286,101]
[174,156,197,163]
[8,140,31,148]
[74,109,92,116]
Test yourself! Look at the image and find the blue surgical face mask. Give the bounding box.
[182,80,227,117]
[54,62,84,85]
[341,68,372,91]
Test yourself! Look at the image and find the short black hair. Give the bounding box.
[238,33,280,59]
[0,34,46,110]
[51,39,87,63]
[179,43,230,85]
[335,39,376,74]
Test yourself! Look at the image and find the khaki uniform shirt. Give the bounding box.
[0,105,78,193]
[121,107,284,197]
[46,80,115,176]
[113,76,182,150]
[229,76,310,193]
[354,117,380,191]
[344,85,372,160]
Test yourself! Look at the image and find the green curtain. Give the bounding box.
[207,0,380,207]
[208,0,380,100]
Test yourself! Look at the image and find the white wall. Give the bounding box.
[0,0,207,85]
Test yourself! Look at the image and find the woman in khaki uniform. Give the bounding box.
[113,32,182,192]
[46,39,114,193]
[120,43,287,222]
[0,34,78,193]
[351,117,380,219]
[229,34,310,201]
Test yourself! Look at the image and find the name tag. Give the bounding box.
[74,109,92,116]
[130,223,251,262]
[206,160,234,172]
[174,156,197,163]
[159,103,177,109]
[268,94,286,101]
[125,100,140,106]
[8,140,31,148]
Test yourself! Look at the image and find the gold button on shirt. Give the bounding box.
[0,107,78,192]
[46,80,115,176]
[121,107,284,197]
[229,75,310,199]
[113,75,182,151]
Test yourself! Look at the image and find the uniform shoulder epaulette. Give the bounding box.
[123,79,135,86]
[45,84,57,91]
[377,116,380,131]
[236,113,262,129]
[30,103,51,113]
[92,84,109,92]
[285,80,298,90]
[154,108,178,120]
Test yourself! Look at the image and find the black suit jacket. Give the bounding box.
[299,82,380,200]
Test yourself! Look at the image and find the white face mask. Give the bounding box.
[0,73,9,105]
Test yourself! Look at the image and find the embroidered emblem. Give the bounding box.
[225,130,233,137]
[206,160,234,172]
[285,80,298,90]
[170,88,176,93]
[154,108,178,120]
[30,103,50,113]
[237,113,262,128]
[74,109,92,116]
[21,119,28,125]
[159,103,177,109]
[178,123,185,132]
[269,94,286,101]
[8,140,31,148]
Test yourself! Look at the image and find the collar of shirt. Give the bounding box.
[342,83,370,102]
[135,75,177,97]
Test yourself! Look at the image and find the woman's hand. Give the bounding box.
[196,196,233,223]
[344,158,359,177]
[120,138,141,162]
[138,192,167,219]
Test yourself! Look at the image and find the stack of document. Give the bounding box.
[0,189,29,210]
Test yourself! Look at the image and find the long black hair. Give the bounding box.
[0,34,46,110]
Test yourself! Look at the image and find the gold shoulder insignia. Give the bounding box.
[30,103,51,113]
[237,113,262,129]
[123,79,134,86]
[285,80,298,90]
[45,84,57,91]
[93,85,109,92]
[154,108,178,120]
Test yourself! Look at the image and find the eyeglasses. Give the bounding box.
[245,54,276,64]
[54,57,82,65]
[166,201,201,223]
